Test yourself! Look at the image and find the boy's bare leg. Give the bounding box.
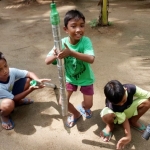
[0,99,15,129]
[66,91,81,127]
[100,113,115,142]
[68,103,81,117]
[129,100,150,128]
[13,78,32,106]
[24,77,31,90]
[82,94,93,115]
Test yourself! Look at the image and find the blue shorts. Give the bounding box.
[12,78,27,95]
[66,83,94,95]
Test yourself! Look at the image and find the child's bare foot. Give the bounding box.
[129,121,146,133]
[66,113,81,128]
[77,105,92,119]
[18,98,34,106]
[1,116,14,130]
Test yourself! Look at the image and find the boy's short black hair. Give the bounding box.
[0,52,6,62]
[104,80,125,104]
[64,9,85,27]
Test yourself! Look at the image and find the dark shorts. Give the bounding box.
[12,78,27,96]
[66,83,94,95]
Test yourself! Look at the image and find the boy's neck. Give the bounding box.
[68,36,82,45]
[0,76,10,83]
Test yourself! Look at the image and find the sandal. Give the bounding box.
[20,98,34,106]
[2,118,14,130]
[131,122,146,133]
[100,128,112,142]
[77,105,92,119]
[66,115,82,128]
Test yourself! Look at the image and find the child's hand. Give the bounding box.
[30,79,52,89]
[29,85,44,90]
[38,78,51,83]
[57,43,71,59]
[37,79,52,88]
[53,49,58,56]
[116,136,131,149]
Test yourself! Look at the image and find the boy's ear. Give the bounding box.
[63,26,68,33]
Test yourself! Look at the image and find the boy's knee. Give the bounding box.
[1,99,15,112]
[86,101,93,108]
[139,100,150,109]
[146,100,150,108]
[102,113,115,124]
[82,101,93,109]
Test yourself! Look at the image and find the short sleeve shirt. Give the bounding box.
[106,84,150,112]
[47,36,95,86]
[0,68,28,99]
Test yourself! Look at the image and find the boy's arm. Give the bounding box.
[26,71,51,84]
[134,86,150,99]
[26,71,40,80]
[45,47,57,65]
[57,43,95,64]
[69,50,94,64]
[13,72,39,101]
[116,118,131,149]
[13,88,35,102]
[45,54,57,65]
[13,71,51,101]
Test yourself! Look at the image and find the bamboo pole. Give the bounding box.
[50,2,68,117]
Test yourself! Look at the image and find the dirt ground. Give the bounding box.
[0,0,150,149]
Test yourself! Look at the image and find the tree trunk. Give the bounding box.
[98,0,109,26]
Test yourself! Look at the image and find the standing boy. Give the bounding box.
[45,10,95,128]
